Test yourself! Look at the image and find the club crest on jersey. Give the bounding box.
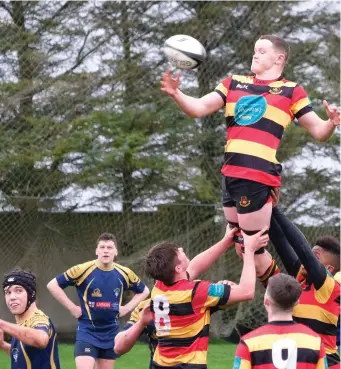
[240,196,251,207]
[92,288,102,297]
[269,87,282,95]
[12,348,19,363]
[114,288,120,298]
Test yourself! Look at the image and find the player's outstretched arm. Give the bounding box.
[0,319,49,349]
[298,100,340,142]
[269,216,301,277]
[0,328,11,355]
[186,225,237,281]
[115,305,152,355]
[47,278,81,319]
[160,70,224,118]
[119,285,149,318]
[225,228,269,306]
[272,206,326,288]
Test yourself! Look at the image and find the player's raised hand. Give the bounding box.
[70,305,82,319]
[160,69,182,97]
[323,100,340,127]
[222,224,237,246]
[244,227,269,253]
[139,305,153,326]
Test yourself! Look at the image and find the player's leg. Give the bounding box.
[227,178,272,252]
[74,341,98,369]
[222,176,243,243]
[96,347,118,369]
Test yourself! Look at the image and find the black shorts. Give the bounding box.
[74,340,119,360]
[222,176,272,214]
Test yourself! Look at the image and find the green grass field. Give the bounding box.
[0,340,237,368]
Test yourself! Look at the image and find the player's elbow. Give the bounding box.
[34,333,49,349]
[47,278,57,292]
[141,285,150,297]
[237,286,255,301]
[114,334,128,355]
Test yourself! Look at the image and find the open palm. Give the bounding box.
[160,69,181,97]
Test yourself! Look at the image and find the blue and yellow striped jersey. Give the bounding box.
[11,309,60,369]
[56,260,146,349]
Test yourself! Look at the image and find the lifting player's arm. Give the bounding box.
[0,319,49,349]
[226,229,269,304]
[0,328,11,355]
[160,70,224,118]
[298,101,340,142]
[272,205,327,288]
[186,225,237,281]
[269,216,301,277]
[114,305,152,355]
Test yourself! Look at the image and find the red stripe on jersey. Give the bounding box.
[227,127,280,150]
[235,342,250,360]
[266,94,293,116]
[221,164,281,187]
[221,77,232,90]
[155,280,196,292]
[319,333,336,351]
[159,336,209,358]
[242,323,320,340]
[191,281,210,313]
[168,312,205,328]
[299,283,340,315]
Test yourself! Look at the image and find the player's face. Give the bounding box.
[4,285,28,315]
[96,240,117,265]
[263,290,271,312]
[251,39,283,75]
[176,248,190,272]
[312,246,335,273]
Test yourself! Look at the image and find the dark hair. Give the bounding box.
[315,235,340,256]
[145,241,179,285]
[267,273,302,310]
[315,235,340,272]
[97,232,117,246]
[259,35,290,63]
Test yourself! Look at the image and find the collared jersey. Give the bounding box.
[150,279,230,369]
[11,309,60,369]
[56,260,145,349]
[233,321,327,369]
[215,75,313,187]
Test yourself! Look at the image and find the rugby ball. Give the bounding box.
[164,35,206,70]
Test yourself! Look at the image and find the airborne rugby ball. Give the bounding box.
[164,35,206,70]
